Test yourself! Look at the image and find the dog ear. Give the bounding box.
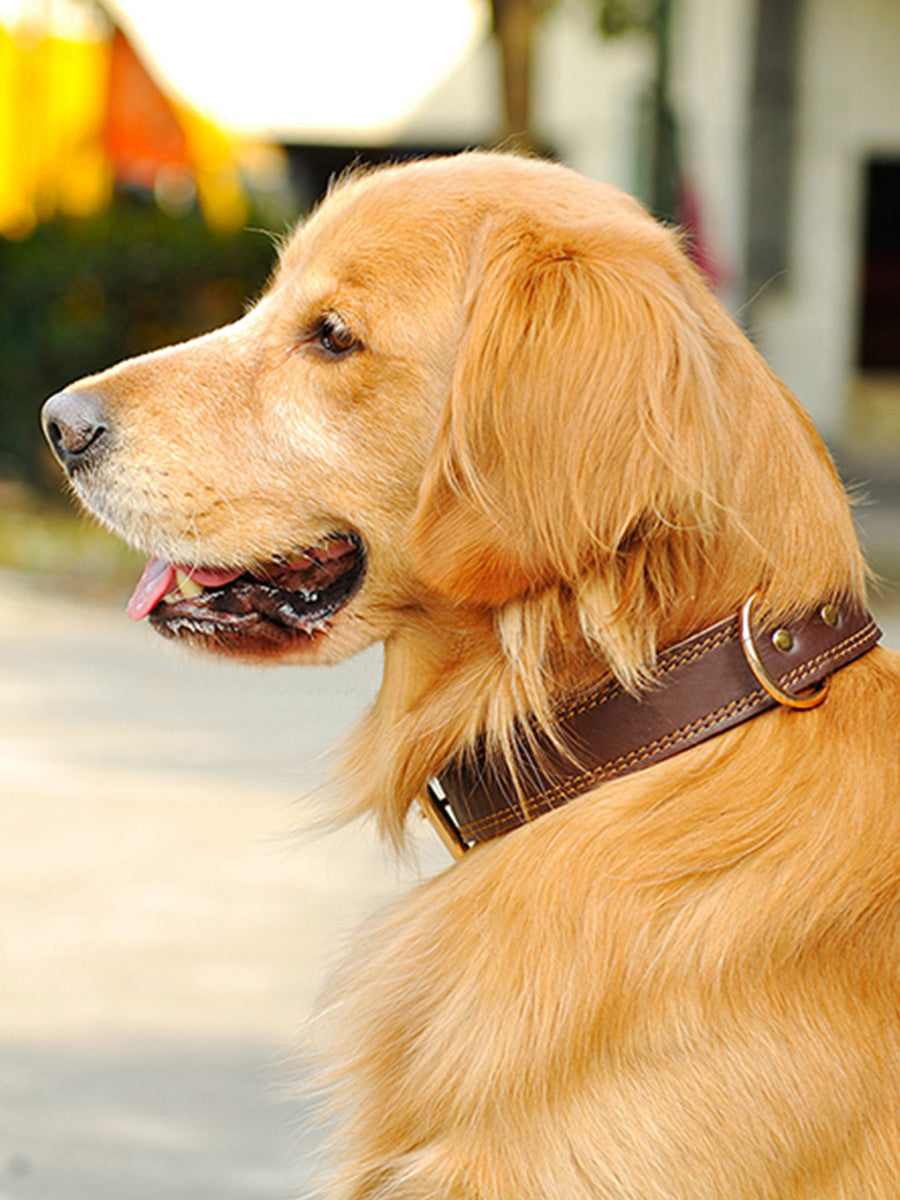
[408,217,728,610]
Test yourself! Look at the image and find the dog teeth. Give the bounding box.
[163,569,206,603]
[175,569,205,598]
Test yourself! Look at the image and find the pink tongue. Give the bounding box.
[187,565,244,587]
[126,559,245,621]
[126,557,175,621]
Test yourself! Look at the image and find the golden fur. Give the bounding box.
[52,153,900,1198]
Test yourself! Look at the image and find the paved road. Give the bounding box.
[0,570,444,1200]
[1,569,898,1200]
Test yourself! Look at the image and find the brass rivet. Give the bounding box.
[772,629,794,653]
[820,604,839,627]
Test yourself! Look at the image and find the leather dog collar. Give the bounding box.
[421,599,882,857]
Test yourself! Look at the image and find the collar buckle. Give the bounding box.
[419,778,471,858]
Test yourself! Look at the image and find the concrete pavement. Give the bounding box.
[0,569,443,1200]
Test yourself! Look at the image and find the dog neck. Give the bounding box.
[420,598,881,857]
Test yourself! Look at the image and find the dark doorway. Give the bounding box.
[282,142,480,213]
[858,159,900,369]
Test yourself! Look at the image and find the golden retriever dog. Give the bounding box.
[42,152,900,1198]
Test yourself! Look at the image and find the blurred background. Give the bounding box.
[1,1,898,1197]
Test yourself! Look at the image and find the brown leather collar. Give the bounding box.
[421,599,882,856]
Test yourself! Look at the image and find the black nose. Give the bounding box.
[42,390,110,471]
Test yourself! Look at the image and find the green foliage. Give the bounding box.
[594,0,659,38]
[0,200,279,489]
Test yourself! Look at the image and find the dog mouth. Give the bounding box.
[126,533,366,650]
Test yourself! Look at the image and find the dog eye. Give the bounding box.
[316,313,361,359]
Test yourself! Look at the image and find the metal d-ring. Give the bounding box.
[739,595,830,710]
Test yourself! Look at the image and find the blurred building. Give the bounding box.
[670,0,900,457]
[372,0,900,455]
[2,0,898,453]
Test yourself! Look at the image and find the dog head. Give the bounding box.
[42,152,863,685]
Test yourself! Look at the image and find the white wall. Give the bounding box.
[402,0,900,443]
[402,3,653,191]
[670,0,756,313]
[535,4,653,192]
[750,0,900,440]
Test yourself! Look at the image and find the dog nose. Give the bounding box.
[42,389,110,470]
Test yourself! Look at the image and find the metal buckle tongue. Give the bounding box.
[419,777,470,858]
